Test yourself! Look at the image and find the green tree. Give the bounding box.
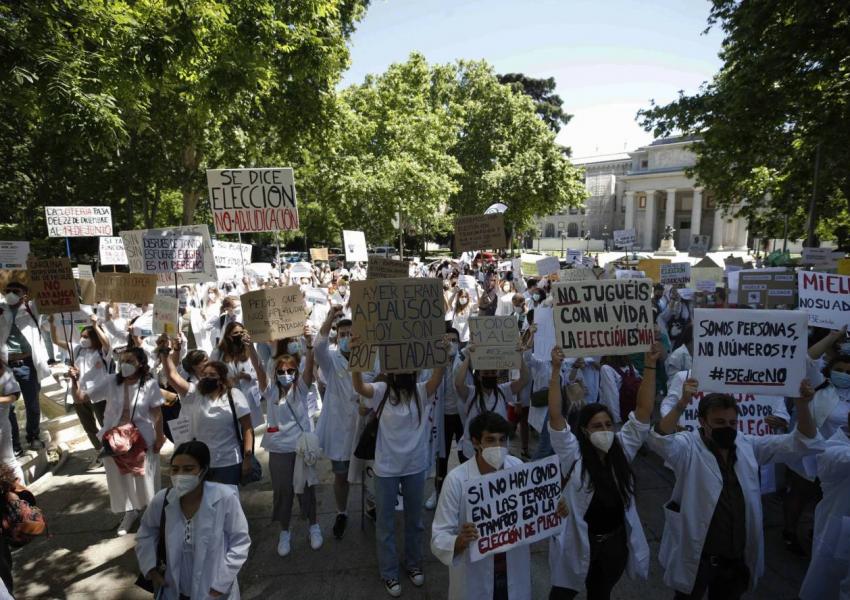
[497,73,573,136]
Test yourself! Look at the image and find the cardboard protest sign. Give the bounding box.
[75,266,97,305]
[558,268,595,282]
[206,168,299,234]
[692,308,807,396]
[349,278,448,372]
[739,270,797,309]
[468,316,520,370]
[121,225,216,285]
[142,232,203,274]
[552,279,653,358]
[0,242,29,269]
[690,257,724,288]
[98,237,128,266]
[797,272,850,329]
[536,256,560,277]
[724,256,746,273]
[637,258,671,284]
[660,262,692,286]
[613,228,636,249]
[26,257,79,314]
[368,256,409,279]
[153,294,180,336]
[240,286,305,343]
[342,230,368,262]
[465,455,563,562]
[94,272,157,304]
[45,206,112,237]
[310,248,329,262]
[688,235,710,257]
[212,240,252,268]
[801,247,843,269]
[454,213,506,252]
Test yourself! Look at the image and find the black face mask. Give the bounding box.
[706,425,737,449]
[392,373,416,392]
[198,378,220,395]
[480,375,498,389]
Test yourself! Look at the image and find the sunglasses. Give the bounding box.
[277,368,297,376]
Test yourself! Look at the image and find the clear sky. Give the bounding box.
[340,0,725,159]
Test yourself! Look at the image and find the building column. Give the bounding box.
[658,188,677,251]
[734,203,749,251]
[691,187,703,238]
[624,191,635,231]
[643,190,656,250]
[711,208,725,251]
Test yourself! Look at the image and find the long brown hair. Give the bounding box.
[217,321,249,362]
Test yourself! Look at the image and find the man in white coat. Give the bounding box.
[431,412,531,600]
[650,379,821,599]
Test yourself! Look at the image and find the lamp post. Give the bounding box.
[536,226,543,252]
[602,225,609,252]
[584,232,591,253]
[559,230,566,259]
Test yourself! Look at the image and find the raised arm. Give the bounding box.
[635,342,663,424]
[351,370,375,399]
[794,379,817,439]
[509,352,529,394]
[454,347,473,397]
[808,325,846,360]
[90,315,111,353]
[656,376,698,435]
[244,333,267,391]
[301,325,316,388]
[158,337,191,396]
[548,347,566,430]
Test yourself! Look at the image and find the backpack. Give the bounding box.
[1,486,47,547]
[613,365,641,420]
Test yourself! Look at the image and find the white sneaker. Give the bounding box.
[277,530,292,557]
[117,510,138,536]
[309,524,323,550]
[424,490,437,511]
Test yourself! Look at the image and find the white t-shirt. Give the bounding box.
[74,345,112,403]
[460,382,512,458]
[367,381,435,478]
[261,378,312,454]
[0,369,22,476]
[182,384,251,468]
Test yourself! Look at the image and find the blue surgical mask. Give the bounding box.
[338,336,350,353]
[277,373,295,387]
[830,371,850,389]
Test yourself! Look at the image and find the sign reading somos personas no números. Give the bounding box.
[692,308,807,397]
[348,278,448,373]
[26,257,80,314]
[552,279,654,358]
[465,455,563,562]
[206,168,299,234]
[468,316,520,370]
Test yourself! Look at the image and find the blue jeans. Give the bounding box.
[374,470,426,580]
[8,358,41,446]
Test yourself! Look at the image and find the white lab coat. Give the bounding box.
[800,427,850,600]
[431,455,531,600]
[0,301,51,380]
[313,334,358,462]
[647,426,823,594]
[547,413,651,590]
[136,482,250,600]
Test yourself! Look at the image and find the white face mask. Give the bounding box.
[79,338,92,349]
[120,362,137,378]
[458,297,469,306]
[481,446,508,469]
[171,473,203,497]
[589,430,615,453]
[4,292,20,305]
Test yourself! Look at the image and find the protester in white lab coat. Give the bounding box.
[0,364,23,483]
[664,323,693,375]
[210,322,267,428]
[546,344,655,599]
[649,378,822,599]
[799,415,850,600]
[136,440,250,600]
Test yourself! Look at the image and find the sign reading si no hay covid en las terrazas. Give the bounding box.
[206,168,299,234]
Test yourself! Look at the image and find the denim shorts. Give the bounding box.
[330,460,350,475]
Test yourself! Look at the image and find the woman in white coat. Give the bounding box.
[136,440,251,599]
[546,344,655,600]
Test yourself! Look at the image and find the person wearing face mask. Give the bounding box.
[546,345,655,599]
[651,373,821,599]
[136,440,250,600]
[207,296,240,347]
[70,347,166,535]
[430,411,530,599]
[449,289,477,344]
[262,353,322,557]
[478,273,499,317]
[210,322,267,428]
[352,356,447,598]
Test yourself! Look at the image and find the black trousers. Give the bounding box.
[550,526,629,600]
[436,413,465,492]
[673,555,750,600]
[0,536,12,594]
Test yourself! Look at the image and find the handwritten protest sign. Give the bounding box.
[349,278,448,372]
[613,228,636,249]
[206,168,299,234]
[212,240,252,268]
[552,279,653,358]
[558,268,595,282]
[94,273,157,304]
[98,237,128,266]
[801,247,843,269]
[0,242,29,269]
[660,262,692,286]
[454,213,506,252]
[26,257,79,314]
[669,386,788,436]
[465,455,563,562]
[368,256,409,279]
[637,258,671,283]
[121,225,216,285]
[142,233,203,274]
[690,257,724,288]
[536,256,560,277]
[343,230,368,262]
[45,206,112,237]
[458,275,480,302]
[240,286,305,342]
[688,235,710,258]
[739,270,797,309]
[468,316,520,370]
[693,308,806,396]
[797,272,850,329]
[310,248,329,262]
[153,295,180,336]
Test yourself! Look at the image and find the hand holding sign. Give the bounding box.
[454,523,480,557]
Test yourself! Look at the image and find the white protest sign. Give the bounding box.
[465,455,563,562]
[121,225,216,285]
[536,256,560,277]
[696,280,718,293]
[342,230,368,263]
[45,206,112,237]
[212,240,252,268]
[468,316,520,370]
[615,270,646,280]
[206,168,299,234]
[75,265,93,280]
[552,279,654,358]
[797,271,850,329]
[660,262,692,286]
[559,268,595,282]
[289,262,313,280]
[98,237,128,266]
[693,308,807,396]
[167,413,193,446]
[801,247,843,269]
[566,249,583,265]
[0,242,30,269]
[458,275,480,301]
[532,305,556,363]
[511,258,522,279]
[670,386,789,436]
[142,233,204,274]
[613,228,636,249]
[153,294,180,336]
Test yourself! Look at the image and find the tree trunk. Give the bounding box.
[181,141,202,225]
